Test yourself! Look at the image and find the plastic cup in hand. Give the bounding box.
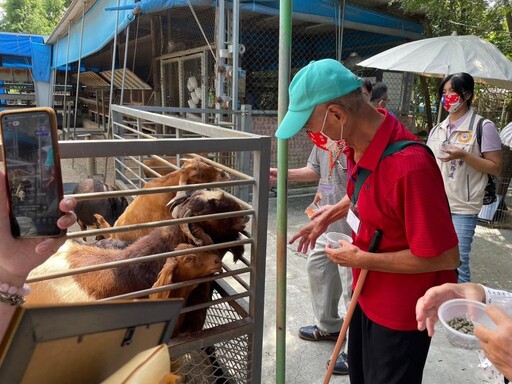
[436,142,452,159]
[305,202,319,219]
[438,299,496,349]
[325,232,353,249]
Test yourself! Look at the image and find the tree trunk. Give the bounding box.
[421,76,433,131]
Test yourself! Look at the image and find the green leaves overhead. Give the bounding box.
[0,0,73,35]
[392,0,512,59]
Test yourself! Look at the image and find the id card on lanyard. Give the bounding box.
[348,165,369,235]
[318,179,335,195]
[318,149,343,200]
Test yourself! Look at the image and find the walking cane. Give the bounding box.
[323,229,382,384]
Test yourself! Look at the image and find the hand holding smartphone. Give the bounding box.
[0,108,65,238]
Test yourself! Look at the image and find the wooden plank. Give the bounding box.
[73,71,111,88]
[100,69,152,90]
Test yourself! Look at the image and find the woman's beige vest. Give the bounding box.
[427,111,487,214]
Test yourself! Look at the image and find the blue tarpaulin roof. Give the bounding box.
[0,32,51,82]
[51,0,422,68]
[52,0,135,69]
[0,32,44,57]
[250,1,423,36]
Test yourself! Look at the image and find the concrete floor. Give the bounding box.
[261,193,512,384]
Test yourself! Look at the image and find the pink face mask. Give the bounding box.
[442,93,464,113]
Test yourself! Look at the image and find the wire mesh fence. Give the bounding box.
[170,289,252,384]
[238,2,414,170]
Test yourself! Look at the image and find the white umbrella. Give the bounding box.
[500,122,512,148]
[357,35,512,90]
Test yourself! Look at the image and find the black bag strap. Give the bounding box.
[475,117,496,189]
[351,141,433,205]
[475,117,484,151]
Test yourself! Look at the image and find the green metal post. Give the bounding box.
[277,1,292,383]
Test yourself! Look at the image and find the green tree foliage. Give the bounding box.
[391,0,512,58]
[391,0,512,130]
[0,0,73,35]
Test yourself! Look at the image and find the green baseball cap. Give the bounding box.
[275,59,362,139]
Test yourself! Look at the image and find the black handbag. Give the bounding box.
[482,175,497,205]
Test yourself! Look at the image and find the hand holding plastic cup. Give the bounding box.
[325,232,353,248]
[436,142,452,159]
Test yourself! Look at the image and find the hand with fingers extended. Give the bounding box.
[289,209,330,254]
[290,196,350,254]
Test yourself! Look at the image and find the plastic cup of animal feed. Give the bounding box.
[325,232,353,249]
[438,299,496,350]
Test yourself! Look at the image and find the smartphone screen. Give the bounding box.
[0,108,65,237]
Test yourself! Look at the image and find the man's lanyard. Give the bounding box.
[328,149,343,179]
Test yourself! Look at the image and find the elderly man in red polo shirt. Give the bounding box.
[276,59,460,384]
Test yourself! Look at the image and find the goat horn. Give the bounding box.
[180,223,204,246]
[166,190,191,213]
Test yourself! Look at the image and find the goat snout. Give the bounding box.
[206,254,222,274]
[218,170,230,181]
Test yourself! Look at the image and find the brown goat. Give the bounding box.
[150,243,222,337]
[111,157,230,242]
[27,190,247,307]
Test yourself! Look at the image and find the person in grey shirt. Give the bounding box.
[270,145,351,375]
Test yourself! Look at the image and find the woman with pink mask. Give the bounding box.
[427,73,502,283]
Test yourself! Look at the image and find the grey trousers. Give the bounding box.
[307,233,353,333]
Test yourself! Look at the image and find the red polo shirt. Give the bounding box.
[344,110,458,331]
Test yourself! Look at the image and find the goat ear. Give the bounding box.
[149,258,178,300]
[93,214,111,229]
